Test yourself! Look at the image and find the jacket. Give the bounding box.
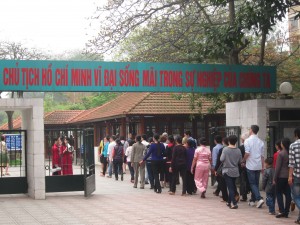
[262,167,275,194]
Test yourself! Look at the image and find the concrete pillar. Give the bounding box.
[0,98,45,199]
[22,99,45,199]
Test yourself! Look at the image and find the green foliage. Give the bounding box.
[43,92,119,112]
[81,93,119,109]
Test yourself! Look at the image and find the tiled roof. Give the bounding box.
[0,117,22,130]
[0,110,85,130]
[70,93,150,123]
[0,93,225,128]
[128,93,224,115]
[44,110,84,125]
[71,92,224,123]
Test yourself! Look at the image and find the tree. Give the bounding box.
[87,0,300,110]
[88,1,299,63]
[0,41,49,129]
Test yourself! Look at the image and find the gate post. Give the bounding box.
[21,99,45,199]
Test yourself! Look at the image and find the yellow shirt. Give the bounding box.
[98,140,104,155]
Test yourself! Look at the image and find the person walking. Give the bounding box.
[239,132,250,201]
[169,136,187,196]
[186,139,196,195]
[274,137,291,218]
[131,135,147,189]
[112,139,124,181]
[215,137,229,203]
[191,137,211,198]
[141,134,150,184]
[211,135,223,196]
[273,140,282,169]
[165,135,175,189]
[220,135,242,209]
[244,125,265,208]
[107,135,116,178]
[142,134,165,193]
[100,136,109,177]
[289,127,300,224]
[125,139,135,183]
[262,158,275,215]
[145,137,155,189]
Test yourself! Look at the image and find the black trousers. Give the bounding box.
[165,162,172,183]
[276,178,291,215]
[102,157,108,176]
[113,160,123,180]
[151,160,163,191]
[171,165,187,194]
[239,168,249,199]
[217,175,228,201]
[186,170,196,194]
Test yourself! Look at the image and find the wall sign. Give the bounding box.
[0,60,276,93]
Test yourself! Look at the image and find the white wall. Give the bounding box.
[226,99,300,157]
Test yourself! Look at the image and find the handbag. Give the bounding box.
[216,162,223,176]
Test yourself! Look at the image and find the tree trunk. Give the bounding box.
[259,28,267,66]
[6,111,14,130]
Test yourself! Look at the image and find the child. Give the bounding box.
[262,158,275,215]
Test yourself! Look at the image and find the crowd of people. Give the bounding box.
[98,126,300,224]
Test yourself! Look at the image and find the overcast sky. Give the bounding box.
[0,0,99,55]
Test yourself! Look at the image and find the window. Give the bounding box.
[172,122,181,136]
[112,124,120,135]
[184,122,193,134]
[128,122,137,135]
[159,122,168,134]
[146,125,156,136]
[197,121,205,138]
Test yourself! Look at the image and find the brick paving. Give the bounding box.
[0,165,296,225]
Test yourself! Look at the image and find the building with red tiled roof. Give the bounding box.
[69,92,225,145]
[0,92,225,146]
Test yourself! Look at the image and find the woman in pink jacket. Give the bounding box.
[191,137,211,198]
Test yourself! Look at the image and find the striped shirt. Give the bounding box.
[289,139,300,178]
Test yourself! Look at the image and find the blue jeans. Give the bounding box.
[292,177,300,220]
[108,160,113,177]
[224,174,237,206]
[247,169,262,201]
[146,161,154,187]
[266,193,275,213]
[127,162,134,181]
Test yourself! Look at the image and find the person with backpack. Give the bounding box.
[142,134,166,193]
[112,139,124,181]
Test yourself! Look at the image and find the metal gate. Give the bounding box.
[0,130,27,194]
[44,128,95,197]
[209,126,241,186]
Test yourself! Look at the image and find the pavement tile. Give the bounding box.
[0,165,296,225]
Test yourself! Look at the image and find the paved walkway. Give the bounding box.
[0,166,296,224]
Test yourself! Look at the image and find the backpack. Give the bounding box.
[189,138,197,148]
[113,145,123,161]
